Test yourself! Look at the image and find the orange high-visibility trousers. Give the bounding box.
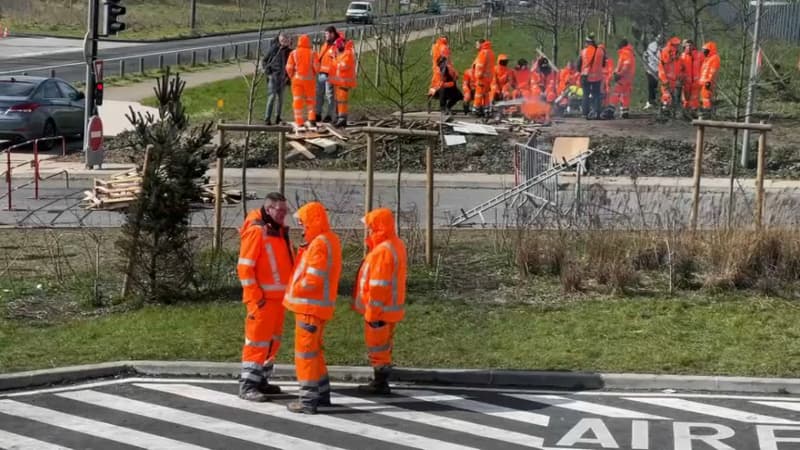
[609,80,632,108]
[473,82,490,108]
[701,83,715,110]
[364,321,396,367]
[241,299,284,383]
[293,313,330,406]
[682,82,701,110]
[661,81,677,106]
[335,87,349,116]
[291,80,317,126]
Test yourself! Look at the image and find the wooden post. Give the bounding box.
[728,129,738,229]
[690,125,705,231]
[213,128,226,251]
[755,127,767,229]
[375,36,381,87]
[278,131,286,195]
[365,132,375,252]
[426,138,434,266]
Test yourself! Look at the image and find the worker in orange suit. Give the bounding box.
[578,34,607,119]
[490,54,513,103]
[237,192,294,402]
[330,37,356,128]
[512,59,531,99]
[659,36,682,112]
[286,34,319,131]
[284,201,342,415]
[598,44,614,109]
[699,41,721,114]
[431,35,450,70]
[556,60,579,110]
[315,26,339,123]
[462,65,475,115]
[471,39,495,117]
[428,54,462,116]
[608,39,636,119]
[352,207,407,395]
[531,56,558,103]
[679,39,704,115]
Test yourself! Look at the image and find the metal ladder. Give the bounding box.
[450,149,593,226]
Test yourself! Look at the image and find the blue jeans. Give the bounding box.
[315,73,336,120]
[581,78,602,117]
[265,73,287,122]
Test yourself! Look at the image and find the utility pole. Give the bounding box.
[83,0,99,168]
[190,0,197,31]
[741,0,763,168]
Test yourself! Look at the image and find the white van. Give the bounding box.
[346,1,374,24]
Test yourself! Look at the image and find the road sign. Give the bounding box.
[88,116,103,151]
[94,59,104,82]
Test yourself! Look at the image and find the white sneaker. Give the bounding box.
[643,102,653,110]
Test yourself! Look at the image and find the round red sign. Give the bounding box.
[88,116,103,151]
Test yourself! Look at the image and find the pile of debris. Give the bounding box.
[81,169,252,211]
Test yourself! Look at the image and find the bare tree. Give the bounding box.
[669,0,725,43]
[360,17,427,227]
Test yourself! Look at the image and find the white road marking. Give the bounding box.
[57,390,344,450]
[137,383,476,450]
[507,394,669,420]
[0,399,207,450]
[332,392,546,448]
[397,388,550,426]
[0,429,74,450]
[752,401,800,414]
[626,397,800,424]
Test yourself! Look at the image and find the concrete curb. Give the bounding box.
[3,361,800,394]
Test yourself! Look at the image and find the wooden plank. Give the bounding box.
[286,141,316,160]
[551,137,591,164]
[321,123,348,141]
[307,138,339,154]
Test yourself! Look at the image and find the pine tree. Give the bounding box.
[117,69,214,303]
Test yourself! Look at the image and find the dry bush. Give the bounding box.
[514,231,569,277]
[584,232,639,294]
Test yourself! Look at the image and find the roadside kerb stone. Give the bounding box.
[4,361,800,394]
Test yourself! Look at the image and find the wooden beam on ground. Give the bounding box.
[287,141,316,160]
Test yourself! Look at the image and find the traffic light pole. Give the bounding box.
[83,0,99,168]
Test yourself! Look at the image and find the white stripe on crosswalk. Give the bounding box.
[625,397,800,424]
[332,392,546,448]
[57,390,344,450]
[751,401,800,414]
[0,399,207,450]
[506,394,669,420]
[137,383,476,450]
[0,429,74,450]
[397,389,550,427]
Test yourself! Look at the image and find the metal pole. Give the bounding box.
[426,138,434,266]
[278,131,286,195]
[34,140,39,200]
[213,128,226,251]
[190,0,197,31]
[755,128,767,229]
[83,0,99,168]
[119,59,125,77]
[5,150,11,211]
[691,125,705,231]
[741,0,764,168]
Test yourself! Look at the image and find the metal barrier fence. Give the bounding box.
[513,143,558,208]
[713,0,800,43]
[0,12,476,81]
[2,136,69,210]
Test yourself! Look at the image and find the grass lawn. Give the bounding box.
[2,293,800,376]
[5,0,352,40]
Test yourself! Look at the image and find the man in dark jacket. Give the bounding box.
[263,33,292,125]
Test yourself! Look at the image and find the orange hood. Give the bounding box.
[364,207,396,248]
[480,40,492,51]
[703,41,718,56]
[295,201,331,241]
[497,53,508,64]
[297,34,312,49]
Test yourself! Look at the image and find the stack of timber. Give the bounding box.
[285,124,345,160]
[81,169,254,211]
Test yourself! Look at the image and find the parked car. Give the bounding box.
[426,0,442,14]
[0,76,85,149]
[346,1,374,24]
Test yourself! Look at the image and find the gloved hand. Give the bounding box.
[613,73,621,82]
[705,82,711,89]
[257,299,266,309]
[368,320,387,328]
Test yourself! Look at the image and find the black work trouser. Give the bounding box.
[646,73,658,104]
[581,79,602,117]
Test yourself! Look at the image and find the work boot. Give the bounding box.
[358,366,392,395]
[264,118,272,125]
[318,393,333,407]
[334,117,347,128]
[275,116,283,124]
[620,108,629,119]
[239,385,269,402]
[286,401,317,414]
[322,115,333,123]
[258,380,282,395]
[463,103,470,115]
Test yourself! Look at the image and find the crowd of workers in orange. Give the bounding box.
[237,192,407,415]
[428,32,721,122]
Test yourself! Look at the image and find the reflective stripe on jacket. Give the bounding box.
[330,41,357,88]
[286,35,319,82]
[238,209,294,302]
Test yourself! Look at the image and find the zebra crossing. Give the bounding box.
[2,378,800,449]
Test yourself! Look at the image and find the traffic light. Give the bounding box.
[102,0,126,36]
[94,80,104,106]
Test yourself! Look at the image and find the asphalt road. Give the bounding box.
[2,177,799,229]
[0,13,447,84]
[2,377,799,449]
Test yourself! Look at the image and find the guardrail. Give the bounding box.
[0,12,477,81]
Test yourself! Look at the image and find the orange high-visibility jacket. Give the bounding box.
[286,35,319,82]
[659,37,682,84]
[558,66,578,93]
[473,41,495,86]
[680,48,704,85]
[491,54,513,97]
[319,38,337,75]
[238,209,295,303]
[513,67,531,94]
[580,44,606,82]
[283,202,342,321]
[432,36,450,68]
[615,43,636,82]
[531,66,558,102]
[430,58,458,93]
[700,41,720,86]
[331,41,357,88]
[603,54,614,88]
[462,66,475,96]
[353,208,407,323]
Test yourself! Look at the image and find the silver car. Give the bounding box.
[0,76,85,149]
